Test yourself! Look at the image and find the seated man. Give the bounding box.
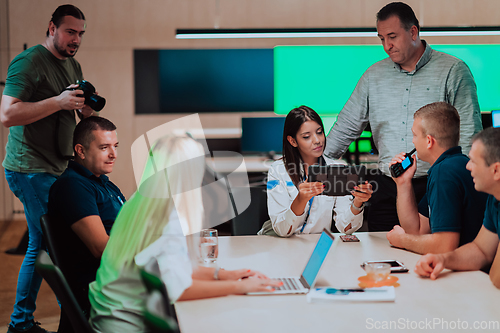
[386,102,487,254]
[48,116,125,316]
[415,127,500,288]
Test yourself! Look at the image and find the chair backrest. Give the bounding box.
[35,250,94,333]
[141,257,166,295]
[231,184,269,235]
[140,257,177,320]
[144,290,179,333]
[40,213,96,316]
[40,214,63,267]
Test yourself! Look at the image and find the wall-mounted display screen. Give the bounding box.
[134,49,274,114]
[274,44,500,115]
[240,117,285,154]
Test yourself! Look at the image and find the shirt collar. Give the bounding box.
[68,160,109,184]
[394,40,432,74]
[493,196,500,208]
[39,44,69,64]
[427,146,462,175]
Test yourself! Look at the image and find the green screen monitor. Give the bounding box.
[348,130,372,153]
[274,44,500,116]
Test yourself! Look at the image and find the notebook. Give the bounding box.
[307,286,396,303]
[248,228,335,295]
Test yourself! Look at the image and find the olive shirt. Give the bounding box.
[2,44,83,175]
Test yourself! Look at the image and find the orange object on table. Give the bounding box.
[358,275,400,288]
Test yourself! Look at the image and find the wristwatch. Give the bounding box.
[351,201,364,212]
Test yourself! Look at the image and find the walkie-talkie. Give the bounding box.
[390,148,416,178]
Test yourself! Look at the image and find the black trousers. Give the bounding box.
[364,173,428,232]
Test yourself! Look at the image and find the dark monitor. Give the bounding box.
[241,117,285,155]
[481,111,493,129]
[134,49,274,114]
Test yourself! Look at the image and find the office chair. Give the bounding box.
[231,183,269,235]
[144,290,179,333]
[40,214,95,331]
[35,250,94,333]
[40,214,63,267]
[140,257,177,319]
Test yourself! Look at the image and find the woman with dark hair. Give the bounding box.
[260,106,372,237]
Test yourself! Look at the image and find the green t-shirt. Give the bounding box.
[2,44,83,175]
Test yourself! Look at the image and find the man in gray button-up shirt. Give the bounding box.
[325,2,482,231]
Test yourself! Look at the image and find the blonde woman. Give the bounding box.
[89,135,280,332]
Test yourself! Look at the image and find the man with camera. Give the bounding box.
[48,116,125,330]
[386,102,487,255]
[415,127,500,288]
[0,5,97,333]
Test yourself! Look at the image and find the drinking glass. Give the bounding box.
[364,262,391,282]
[199,229,218,266]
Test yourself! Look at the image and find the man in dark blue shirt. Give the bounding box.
[386,102,487,254]
[48,116,125,321]
[415,127,500,288]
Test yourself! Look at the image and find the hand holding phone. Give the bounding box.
[390,148,416,178]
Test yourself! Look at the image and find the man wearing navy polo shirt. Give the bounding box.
[415,127,500,288]
[386,102,487,254]
[48,116,125,321]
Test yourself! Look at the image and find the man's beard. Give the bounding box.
[53,33,78,58]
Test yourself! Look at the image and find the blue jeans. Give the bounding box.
[5,169,58,331]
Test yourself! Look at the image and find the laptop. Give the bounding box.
[249,228,335,295]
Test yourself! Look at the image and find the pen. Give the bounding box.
[117,196,124,206]
[324,288,386,294]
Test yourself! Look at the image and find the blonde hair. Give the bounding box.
[104,134,205,268]
[414,102,460,150]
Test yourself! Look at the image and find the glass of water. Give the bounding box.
[199,229,218,266]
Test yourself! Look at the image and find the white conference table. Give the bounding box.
[175,233,500,332]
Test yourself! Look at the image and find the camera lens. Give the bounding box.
[88,94,106,111]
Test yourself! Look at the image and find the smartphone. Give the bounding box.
[361,260,409,273]
[390,148,416,178]
[492,110,500,128]
[340,235,360,242]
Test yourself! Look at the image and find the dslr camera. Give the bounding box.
[68,80,106,111]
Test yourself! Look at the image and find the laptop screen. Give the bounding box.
[301,230,335,287]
